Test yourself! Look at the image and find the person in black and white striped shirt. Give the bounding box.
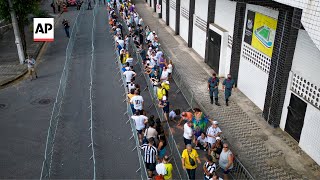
[203,154,216,180]
[141,137,158,178]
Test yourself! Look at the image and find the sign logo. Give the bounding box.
[33,18,54,42]
[244,10,277,57]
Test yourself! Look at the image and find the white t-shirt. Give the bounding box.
[128,83,135,91]
[169,110,176,119]
[156,163,167,175]
[160,70,169,81]
[206,126,222,144]
[150,59,156,67]
[197,136,208,145]
[183,123,193,140]
[167,64,173,73]
[117,39,124,48]
[130,95,144,110]
[145,127,158,139]
[123,70,136,83]
[131,115,148,130]
[126,57,134,65]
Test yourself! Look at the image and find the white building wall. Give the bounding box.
[280,30,320,165]
[162,0,166,22]
[192,0,208,58]
[237,4,279,110]
[169,0,176,31]
[179,0,189,43]
[214,0,237,77]
[274,0,320,51]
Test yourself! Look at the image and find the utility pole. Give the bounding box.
[8,0,25,64]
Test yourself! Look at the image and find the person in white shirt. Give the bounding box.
[156,160,167,177]
[131,111,148,142]
[128,80,135,92]
[126,54,134,66]
[147,31,155,42]
[195,132,208,151]
[145,121,158,140]
[123,70,136,83]
[183,121,193,147]
[130,90,144,112]
[167,60,173,78]
[206,121,222,154]
[160,67,169,81]
[117,37,125,48]
[25,55,38,81]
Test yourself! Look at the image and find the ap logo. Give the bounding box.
[33,18,54,42]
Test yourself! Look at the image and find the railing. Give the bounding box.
[107,5,149,180]
[40,5,85,179]
[112,3,189,179]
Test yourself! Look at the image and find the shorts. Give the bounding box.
[222,168,231,174]
[145,162,156,171]
[183,137,192,146]
[136,129,143,134]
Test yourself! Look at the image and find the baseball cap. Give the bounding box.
[216,137,221,140]
[149,47,152,50]
[152,31,156,33]
[213,121,218,125]
[165,80,170,84]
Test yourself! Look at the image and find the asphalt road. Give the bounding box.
[50,6,140,179]
[0,8,79,178]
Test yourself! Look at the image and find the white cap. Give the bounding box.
[162,96,167,101]
[213,121,218,125]
[165,80,170,84]
[152,31,156,33]
[149,47,152,50]
[216,136,221,140]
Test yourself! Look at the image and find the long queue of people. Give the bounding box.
[108,1,234,180]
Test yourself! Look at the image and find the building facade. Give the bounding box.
[151,0,320,165]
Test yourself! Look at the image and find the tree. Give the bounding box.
[0,0,40,57]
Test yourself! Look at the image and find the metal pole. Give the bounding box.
[8,0,25,64]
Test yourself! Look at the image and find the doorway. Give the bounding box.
[285,93,307,142]
[206,29,221,74]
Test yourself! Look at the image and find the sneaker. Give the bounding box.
[195,146,200,150]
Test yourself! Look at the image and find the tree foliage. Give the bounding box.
[0,0,41,55]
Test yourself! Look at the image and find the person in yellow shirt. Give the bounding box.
[163,156,173,180]
[181,144,201,180]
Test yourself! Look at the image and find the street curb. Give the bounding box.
[0,11,64,87]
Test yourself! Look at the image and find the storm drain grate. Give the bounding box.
[0,104,6,109]
[38,99,51,105]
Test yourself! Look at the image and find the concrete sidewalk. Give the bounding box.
[134,0,320,179]
[0,0,61,87]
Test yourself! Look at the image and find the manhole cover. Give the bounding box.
[0,104,6,109]
[38,99,51,105]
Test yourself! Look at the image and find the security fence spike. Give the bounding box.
[136,167,141,173]
[129,134,134,140]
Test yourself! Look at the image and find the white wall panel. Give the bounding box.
[169,0,176,31]
[179,0,189,42]
[162,0,166,22]
[238,57,269,110]
[214,0,237,37]
[192,0,208,58]
[299,105,320,165]
[291,30,320,85]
